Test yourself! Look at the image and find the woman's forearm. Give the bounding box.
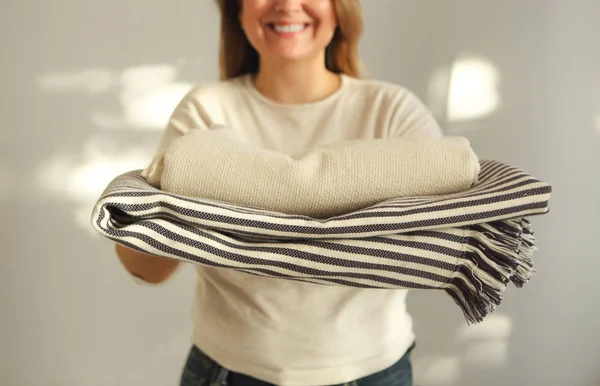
[115,244,180,284]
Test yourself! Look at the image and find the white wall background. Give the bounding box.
[2,1,599,385]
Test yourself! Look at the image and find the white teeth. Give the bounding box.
[272,24,306,33]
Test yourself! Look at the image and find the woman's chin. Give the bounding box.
[262,48,315,63]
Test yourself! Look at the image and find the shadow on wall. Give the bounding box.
[34,65,194,234]
[410,52,514,386]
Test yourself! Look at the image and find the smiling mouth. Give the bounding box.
[268,23,310,34]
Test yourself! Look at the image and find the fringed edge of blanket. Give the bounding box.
[446,218,536,324]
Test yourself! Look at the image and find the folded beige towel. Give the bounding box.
[142,128,480,218]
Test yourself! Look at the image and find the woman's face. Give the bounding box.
[240,0,337,63]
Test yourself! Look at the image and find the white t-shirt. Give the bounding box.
[154,73,443,386]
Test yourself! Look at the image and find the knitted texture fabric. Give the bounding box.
[141,129,481,218]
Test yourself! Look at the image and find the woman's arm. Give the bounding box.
[388,89,444,138]
[115,244,181,284]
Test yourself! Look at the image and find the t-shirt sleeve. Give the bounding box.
[388,89,444,138]
[141,88,213,186]
[154,90,211,155]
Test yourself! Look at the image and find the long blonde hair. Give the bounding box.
[214,0,363,80]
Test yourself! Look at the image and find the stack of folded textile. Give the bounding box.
[91,128,552,324]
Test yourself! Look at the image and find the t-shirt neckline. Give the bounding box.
[242,73,348,110]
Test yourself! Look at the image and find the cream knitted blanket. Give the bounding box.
[91,132,552,324]
[141,129,481,218]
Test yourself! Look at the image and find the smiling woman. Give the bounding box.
[215,0,363,81]
[239,0,338,60]
[116,1,446,385]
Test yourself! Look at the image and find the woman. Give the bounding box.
[116,1,443,385]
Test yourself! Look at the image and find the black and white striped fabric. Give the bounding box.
[91,159,552,324]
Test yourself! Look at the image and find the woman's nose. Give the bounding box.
[273,0,304,14]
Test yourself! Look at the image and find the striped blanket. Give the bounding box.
[91,159,551,324]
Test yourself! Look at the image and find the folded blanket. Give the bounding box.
[91,159,551,324]
[141,129,481,218]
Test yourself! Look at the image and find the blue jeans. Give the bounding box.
[180,343,415,386]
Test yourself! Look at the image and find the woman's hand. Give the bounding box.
[115,244,180,284]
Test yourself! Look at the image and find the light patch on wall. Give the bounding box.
[118,65,192,130]
[456,313,512,342]
[463,339,509,367]
[446,54,501,123]
[37,68,115,94]
[414,355,462,386]
[92,64,192,130]
[37,135,150,203]
[457,313,512,367]
[594,113,600,135]
[37,63,193,131]
[427,64,452,122]
[36,135,153,235]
